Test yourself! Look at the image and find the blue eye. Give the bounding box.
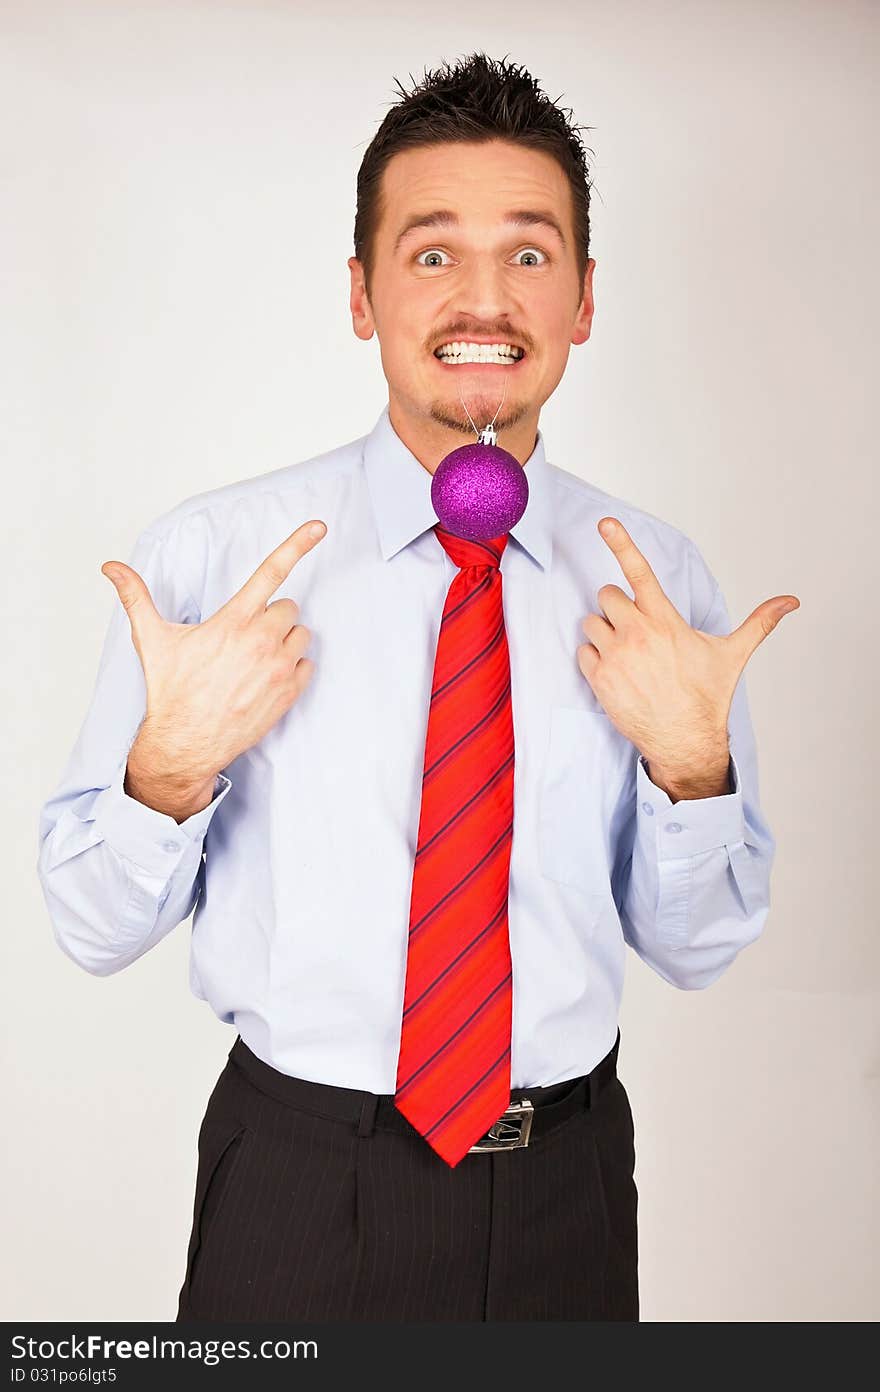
[515,247,547,267]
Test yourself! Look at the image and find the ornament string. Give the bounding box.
[458,373,507,448]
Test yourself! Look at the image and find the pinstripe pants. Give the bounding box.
[175,1031,638,1322]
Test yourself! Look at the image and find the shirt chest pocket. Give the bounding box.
[537,705,635,907]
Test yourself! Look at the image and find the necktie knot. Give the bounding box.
[433,524,509,571]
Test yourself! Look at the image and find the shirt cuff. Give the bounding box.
[90,758,232,877]
[636,751,745,858]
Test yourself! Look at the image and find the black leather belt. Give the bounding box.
[375,1028,620,1151]
[229,1028,620,1154]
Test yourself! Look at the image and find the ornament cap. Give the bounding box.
[478,423,498,447]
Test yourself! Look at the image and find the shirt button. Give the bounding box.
[666,822,682,834]
[641,801,654,816]
[162,839,181,853]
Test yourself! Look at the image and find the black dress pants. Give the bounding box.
[175,1029,638,1322]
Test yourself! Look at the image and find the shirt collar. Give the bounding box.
[362,402,553,571]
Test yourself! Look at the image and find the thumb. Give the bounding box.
[728,595,800,664]
[101,561,162,635]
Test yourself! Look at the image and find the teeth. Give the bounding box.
[435,341,524,363]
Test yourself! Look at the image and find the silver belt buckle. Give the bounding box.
[468,1099,534,1152]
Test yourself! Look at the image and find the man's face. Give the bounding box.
[348,137,595,469]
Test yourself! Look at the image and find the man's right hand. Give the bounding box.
[101,519,327,801]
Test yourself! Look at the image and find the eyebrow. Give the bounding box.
[393,208,568,254]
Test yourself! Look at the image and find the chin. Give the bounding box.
[431,391,525,432]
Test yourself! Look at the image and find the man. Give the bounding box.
[37,53,796,1322]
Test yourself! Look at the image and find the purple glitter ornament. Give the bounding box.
[432,439,528,541]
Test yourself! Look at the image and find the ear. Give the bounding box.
[348,256,376,343]
[571,257,596,347]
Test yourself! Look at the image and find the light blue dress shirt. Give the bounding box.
[37,403,775,1090]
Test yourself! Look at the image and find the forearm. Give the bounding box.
[642,720,732,804]
[125,723,218,823]
[643,750,733,803]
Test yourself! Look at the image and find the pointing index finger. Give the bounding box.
[229,519,326,617]
[598,517,667,612]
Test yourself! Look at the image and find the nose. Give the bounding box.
[451,254,518,332]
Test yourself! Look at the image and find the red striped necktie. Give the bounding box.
[394,523,515,1168]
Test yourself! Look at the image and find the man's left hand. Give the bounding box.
[577,517,799,780]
